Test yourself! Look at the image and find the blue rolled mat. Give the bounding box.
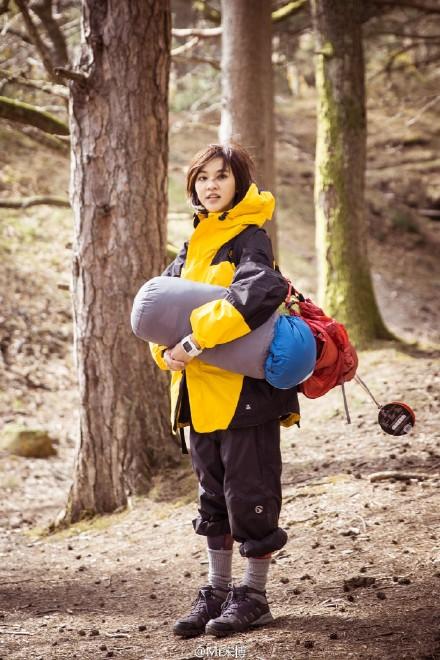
[264,315,317,389]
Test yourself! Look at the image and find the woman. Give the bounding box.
[149,143,299,638]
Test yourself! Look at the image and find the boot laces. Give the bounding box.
[220,585,248,618]
[190,586,217,615]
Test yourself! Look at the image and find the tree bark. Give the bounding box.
[219,0,278,257]
[311,0,392,347]
[65,0,176,523]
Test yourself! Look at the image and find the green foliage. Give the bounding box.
[390,210,420,234]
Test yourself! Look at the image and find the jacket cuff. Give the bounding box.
[149,342,169,370]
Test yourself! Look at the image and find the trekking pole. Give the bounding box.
[341,383,351,424]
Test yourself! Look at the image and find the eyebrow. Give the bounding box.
[198,167,230,174]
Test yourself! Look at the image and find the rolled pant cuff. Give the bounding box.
[192,516,231,537]
[239,527,288,558]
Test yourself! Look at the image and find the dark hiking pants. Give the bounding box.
[189,420,283,548]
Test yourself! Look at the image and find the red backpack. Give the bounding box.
[285,282,358,399]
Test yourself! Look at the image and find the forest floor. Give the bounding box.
[1,76,440,659]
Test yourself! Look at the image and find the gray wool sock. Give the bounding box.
[242,556,271,592]
[208,548,233,591]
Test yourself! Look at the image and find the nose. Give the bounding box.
[206,178,218,190]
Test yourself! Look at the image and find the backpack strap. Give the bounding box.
[284,278,305,312]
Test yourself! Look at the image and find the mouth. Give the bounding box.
[206,195,220,200]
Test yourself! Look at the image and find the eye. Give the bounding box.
[197,175,207,182]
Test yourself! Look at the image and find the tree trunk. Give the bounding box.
[65,0,176,523]
[219,0,278,257]
[311,0,391,347]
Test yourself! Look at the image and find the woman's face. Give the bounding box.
[194,157,236,213]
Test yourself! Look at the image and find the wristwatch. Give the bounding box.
[181,334,203,357]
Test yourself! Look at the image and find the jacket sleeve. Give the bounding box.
[190,228,288,349]
[162,242,188,277]
[149,242,188,369]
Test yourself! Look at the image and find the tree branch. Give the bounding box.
[373,0,440,15]
[191,0,309,27]
[0,26,33,44]
[14,0,58,81]
[172,27,221,38]
[54,66,88,84]
[272,0,308,23]
[0,69,68,98]
[172,54,220,71]
[20,124,70,152]
[369,44,440,79]
[0,95,69,134]
[369,471,437,482]
[171,36,199,56]
[28,0,69,67]
[0,196,70,209]
[373,29,440,39]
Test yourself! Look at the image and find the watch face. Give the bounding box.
[182,341,193,353]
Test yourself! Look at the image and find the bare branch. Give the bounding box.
[0,26,33,44]
[0,195,70,209]
[370,48,440,78]
[368,43,419,79]
[0,69,68,98]
[0,95,69,134]
[369,471,437,482]
[418,209,440,218]
[14,0,57,80]
[172,54,220,71]
[172,27,221,38]
[191,0,309,27]
[272,0,308,23]
[373,30,440,39]
[54,66,88,84]
[28,0,69,67]
[373,0,440,15]
[406,94,440,125]
[20,124,70,152]
[171,36,199,56]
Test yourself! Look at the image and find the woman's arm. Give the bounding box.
[190,228,287,349]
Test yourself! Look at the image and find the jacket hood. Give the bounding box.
[195,183,275,228]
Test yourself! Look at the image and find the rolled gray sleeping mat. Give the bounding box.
[131,276,277,379]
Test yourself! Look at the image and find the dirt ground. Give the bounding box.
[1,343,440,660]
[2,68,440,660]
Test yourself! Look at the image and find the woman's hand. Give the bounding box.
[163,349,186,371]
[164,334,201,370]
[168,342,193,365]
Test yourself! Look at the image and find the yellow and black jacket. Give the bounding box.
[149,184,300,434]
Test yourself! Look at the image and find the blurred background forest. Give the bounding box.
[1,0,439,396]
[1,2,440,658]
[1,0,439,490]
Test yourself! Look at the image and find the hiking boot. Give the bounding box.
[205,584,273,637]
[173,585,228,638]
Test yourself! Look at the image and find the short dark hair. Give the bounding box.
[186,143,256,209]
